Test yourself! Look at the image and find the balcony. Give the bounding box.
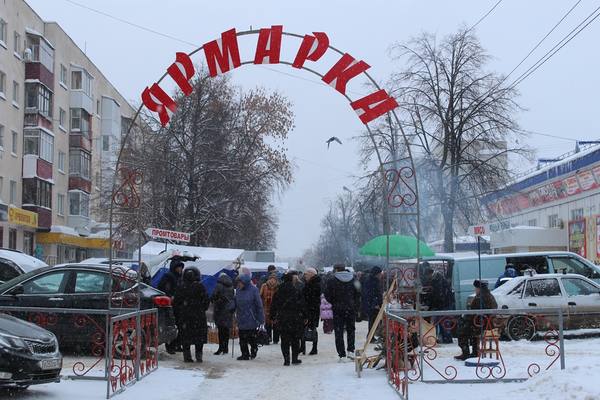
[22,205,51,230]
[24,112,53,130]
[68,176,91,193]
[25,63,54,90]
[23,154,53,181]
[69,132,92,152]
[70,90,94,115]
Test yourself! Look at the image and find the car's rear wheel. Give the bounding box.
[506,315,536,341]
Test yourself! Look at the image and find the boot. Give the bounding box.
[237,355,250,361]
[214,349,223,356]
[470,339,480,358]
[453,345,470,361]
[283,357,290,366]
[309,342,318,355]
[292,358,302,365]
[183,346,193,363]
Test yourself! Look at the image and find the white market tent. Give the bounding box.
[134,241,245,278]
[241,261,288,273]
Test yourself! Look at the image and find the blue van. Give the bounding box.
[421,251,600,310]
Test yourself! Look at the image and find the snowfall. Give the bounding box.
[3,323,600,400]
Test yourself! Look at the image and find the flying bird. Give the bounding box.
[326,136,343,149]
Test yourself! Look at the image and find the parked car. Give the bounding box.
[0,313,62,389]
[79,258,151,284]
[419,251,600,310]
[0,249,47,285]
[0,264,177,351]
[491,273,600,340]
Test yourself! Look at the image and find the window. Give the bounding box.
[12,81,19,105]
[23,232,33,256]
[527,219,537,227]
[0,71,5,97]
[13,31,20,55]
[0,19,7,45]
[59,64,67,86]
[0,260,20,283]
[548,214,559,228]
[524,278,562,297]
[22,179,52,208]
[74,271,109,293]
[69,150,91,179]
[58,151,65,172]
[96,99,100,115]
[69,191,90,217]
[0,124,3,149]
[25,83,53,118]
[9,180,16,204]
[57,193,64,216]
[562,278,599,297]
[22,271,67,295]
[102,135,110,152]
[59,108,66,129]
[551,257,600,279]
[70,108,91,134]
[11,130,17,154]
[70,69,93,96]
[507,281,525,297]
[0,177,3,201]
[71,70,82,90]
[571,208,584,221]
[8,229,17,250]
[23,129,54,163]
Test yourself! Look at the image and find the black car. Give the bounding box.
[0,313,62,389]
[0,264,177,351]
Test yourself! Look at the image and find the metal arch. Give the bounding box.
[108,28,422,309]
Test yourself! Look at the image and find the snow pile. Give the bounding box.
[512,362,600,400]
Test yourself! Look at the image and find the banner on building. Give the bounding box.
[8,206,38,228]
[569,220,586,258]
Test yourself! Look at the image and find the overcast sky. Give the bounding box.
[27,0,600,257]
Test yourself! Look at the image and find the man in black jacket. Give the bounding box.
[271,272,306,366]
[301,267,321,355]
[157,259,184,354]
[324,264,361,360]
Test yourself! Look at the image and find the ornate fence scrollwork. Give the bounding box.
[386,307,566,386]
[386,314,410,399]
[386,167,418,209]
[107,309,159,398]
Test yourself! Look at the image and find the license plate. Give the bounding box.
[40,358,61,370]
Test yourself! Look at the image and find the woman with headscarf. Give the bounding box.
[173,267,210,363]
[260,273,280,345]
[232,274,264,360]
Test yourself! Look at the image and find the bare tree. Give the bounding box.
[389,29,530,251]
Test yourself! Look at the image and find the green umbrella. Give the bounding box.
[359,234,435,259]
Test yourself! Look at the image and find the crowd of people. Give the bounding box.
[157,261,385,365]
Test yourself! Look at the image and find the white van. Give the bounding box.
[421,251,600,310]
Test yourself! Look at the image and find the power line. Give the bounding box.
[62,0,367,97]
[504,0,582,81]
[509,5,600,88]
[517,128,579,142]
[63,0,197,47]
[469,0,503,31]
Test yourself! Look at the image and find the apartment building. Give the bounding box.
[0,0,136,264]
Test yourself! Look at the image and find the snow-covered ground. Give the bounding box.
[4,322,600,400]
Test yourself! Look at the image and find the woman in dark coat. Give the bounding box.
[173,267,210,363]
[271,272,306,366]
[211,273,235,355]
[302,268,321,355]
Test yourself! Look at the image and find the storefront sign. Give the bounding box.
[569,220,586,258]
[141,26,398,127]
[8,206,38,228]
[145,228,190,243]
[596,216,600,259]
[488,164,600,216]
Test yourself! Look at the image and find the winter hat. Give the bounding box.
[239,274,252,286]
[305,267,318,276]
[371,266,383,275]
[473,279,488,288]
